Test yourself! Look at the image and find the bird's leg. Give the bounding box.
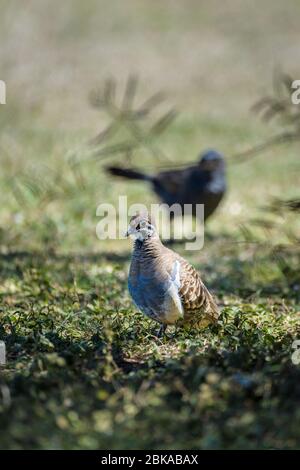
[156,324,167,338]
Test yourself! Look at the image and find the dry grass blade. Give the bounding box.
[150,108,178,135]
[231,131,299,163]
[261,101,287,122]
[89,88,105,109]
[92,141,138,159]
[266,197,300,214]
[88,122,119,146]
[10,177,29,207]
[134,91,166,118]
[251,96,276,114]
[122,74,138,112]
[68,155,86,190]
[103,77,116,107]
[255,71,300,126]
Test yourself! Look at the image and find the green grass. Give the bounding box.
[0,0,300,450]
[0,245,299,449]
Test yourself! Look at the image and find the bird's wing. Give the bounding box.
[155,169,188,196]
[165,251,219,327]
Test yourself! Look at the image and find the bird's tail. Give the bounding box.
[179,286,219,331]
[203,285,220,324]
[190,286,219,330]
[106,166,153,182]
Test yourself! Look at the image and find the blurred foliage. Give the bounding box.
[0,73,299,448]
[232,71,300,162]
[252,71,300,129]
[239,196,300,290]
[0,0,300,450]
[0,248,299,449]
[88,75,177,166]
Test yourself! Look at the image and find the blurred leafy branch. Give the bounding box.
[9,160,86,214]
[88,75,177,164]
[232,71,300,163]
[5,73,299,270]
[232,71,300,287]
[239,197,300,291]
[6,76,178,224]
[88,72,300,172]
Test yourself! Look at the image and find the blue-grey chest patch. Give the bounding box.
[128,259,183,324]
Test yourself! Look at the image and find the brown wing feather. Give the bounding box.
[176,255,219,328]
[162,245,219,329]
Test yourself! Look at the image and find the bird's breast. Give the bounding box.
[128,256,183,324]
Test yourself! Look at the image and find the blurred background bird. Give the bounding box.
[107,149,226,222]
[126,212,219,336]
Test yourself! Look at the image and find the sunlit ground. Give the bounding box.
[0,0,299,449]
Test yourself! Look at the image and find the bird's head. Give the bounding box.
[198,150,225,171]
[125,212,157,241]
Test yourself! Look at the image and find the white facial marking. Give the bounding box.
[127,219,155,241]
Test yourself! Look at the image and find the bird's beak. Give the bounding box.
[125,226,132,238]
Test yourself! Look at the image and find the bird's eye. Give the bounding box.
[136,224,140,230]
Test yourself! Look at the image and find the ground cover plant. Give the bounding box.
[0,0,299,450]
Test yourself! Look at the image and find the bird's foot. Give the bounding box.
[156,324,167,338]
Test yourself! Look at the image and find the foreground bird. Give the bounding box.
[126,213,219,336]
[107,149,226,222]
